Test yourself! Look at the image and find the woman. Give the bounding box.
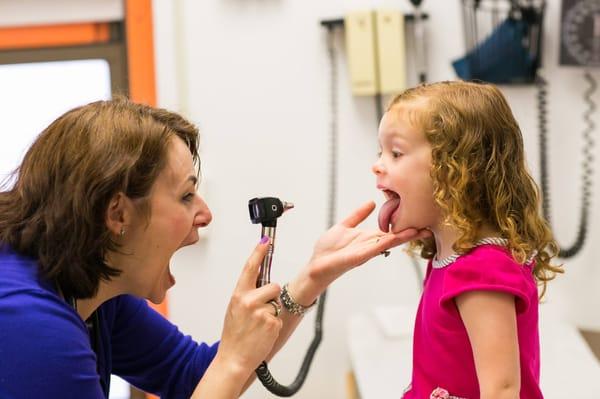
[0,97,429,398]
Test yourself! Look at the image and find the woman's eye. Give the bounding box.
[182,193,195,202]
[392,151,403,159]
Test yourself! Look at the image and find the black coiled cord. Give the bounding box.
[536,75,550,222]
[254,25,338,397]
[255,291,327,396]
[536,72,596,258]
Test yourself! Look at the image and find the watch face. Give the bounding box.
[560,0,600,67]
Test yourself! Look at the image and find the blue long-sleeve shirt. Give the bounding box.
[0,245,219,398]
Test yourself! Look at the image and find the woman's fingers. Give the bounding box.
[231,240,283,320]
[392,228,432,244]
[234,238,270,292]
[216,239,287,375]
[265,300,282,318]
[242,283,281,308]
[339,201,376,228]
[331,228,431,267]
[373,228,432,253]
[381,228,419,247]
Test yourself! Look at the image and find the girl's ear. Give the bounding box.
[105,192,133,236]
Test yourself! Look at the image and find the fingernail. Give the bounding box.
[260,236,269,244]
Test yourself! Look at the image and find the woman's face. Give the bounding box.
[121,137,212,303]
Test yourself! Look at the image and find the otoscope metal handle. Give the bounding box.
[257,226,276,287]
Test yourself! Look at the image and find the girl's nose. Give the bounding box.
[372,158,384,175]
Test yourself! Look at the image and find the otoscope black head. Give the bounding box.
[248,197,294,227]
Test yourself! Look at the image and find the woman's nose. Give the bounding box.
[194,196,213,228]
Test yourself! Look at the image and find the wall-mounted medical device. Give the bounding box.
[452,0,545,84]
[560,0,600,67]
[321,10,429,98]
[541,0,599,258]
[344,10,407,96]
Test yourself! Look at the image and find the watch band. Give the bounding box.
[279,283,317,316]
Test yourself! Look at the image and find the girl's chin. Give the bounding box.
[390,221,427,235]
[389,220,409,234]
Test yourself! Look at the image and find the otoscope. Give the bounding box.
[248,197,324,397]
[248,197,294,287]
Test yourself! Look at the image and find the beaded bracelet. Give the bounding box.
[279,283,318,316]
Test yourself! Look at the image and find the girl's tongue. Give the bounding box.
[378,197,400,232]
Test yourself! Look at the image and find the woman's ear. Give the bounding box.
[105,192,131,236]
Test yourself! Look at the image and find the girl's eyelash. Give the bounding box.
[377,149,402,158]
[182,193,194,202]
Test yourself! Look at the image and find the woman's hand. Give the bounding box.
[192,240,284,398]
[289,201,431,306]
[199,239,283,396]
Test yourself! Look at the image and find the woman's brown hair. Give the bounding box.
[388,81,562,296]
[0,97,200,299]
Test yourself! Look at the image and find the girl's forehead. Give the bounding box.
[380,108,427,143]
[389,100,429,125]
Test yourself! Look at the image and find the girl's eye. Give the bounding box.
[377,148,403,159]
[182,193,195,202]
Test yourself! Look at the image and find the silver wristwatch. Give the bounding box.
[279,283,318,316]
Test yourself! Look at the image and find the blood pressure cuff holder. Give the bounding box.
[452,17,537,84]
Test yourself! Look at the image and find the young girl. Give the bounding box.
[372,81,562,399]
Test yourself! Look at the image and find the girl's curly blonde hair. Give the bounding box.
[388,81,562,297]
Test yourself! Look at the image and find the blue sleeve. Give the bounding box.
[0,289,105,399]
[109,296,219,398]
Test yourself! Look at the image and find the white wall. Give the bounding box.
[2,0,598,398]
[152,0,600,398]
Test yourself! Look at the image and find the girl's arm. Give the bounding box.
[456,291,521,399]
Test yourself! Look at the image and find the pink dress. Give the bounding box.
[402,244,542,399]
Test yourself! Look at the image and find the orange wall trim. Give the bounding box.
[149,300,168,317]
[125,0,162,317]
[125,0,157,107]
[125,3,163,398]
[0,23,110,50]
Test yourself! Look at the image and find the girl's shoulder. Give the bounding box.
[440,244,537,312]
[458,243,530,271]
